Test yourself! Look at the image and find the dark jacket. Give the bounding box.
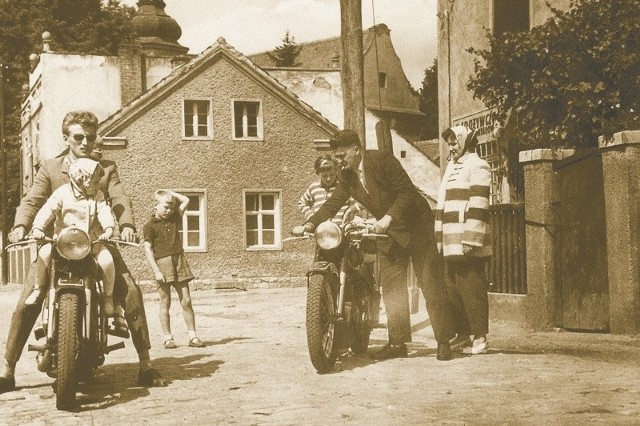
[307,150,434,251]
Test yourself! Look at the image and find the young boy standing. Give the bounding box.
[142,190,205,349]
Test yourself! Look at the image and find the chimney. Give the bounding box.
[118,42,145,106]
[42,31,52,52]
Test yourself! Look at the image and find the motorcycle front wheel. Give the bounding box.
[56,292,80,410]
[306,274,338,374]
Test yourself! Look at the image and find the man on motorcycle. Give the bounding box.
[293,129,455,361]
[0,111,167,393]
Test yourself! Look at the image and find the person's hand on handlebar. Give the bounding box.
[372,215,392,234]
[119,226,136,243]
[292,222,315,237]
[98,227,114,241]
[30,228,46,240]
[8,226,26,243]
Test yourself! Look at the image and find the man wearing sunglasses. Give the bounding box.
[0,111,167,393]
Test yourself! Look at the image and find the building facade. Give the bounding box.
[437,0,572,203]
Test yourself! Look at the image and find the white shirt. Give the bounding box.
[356,160,368,193]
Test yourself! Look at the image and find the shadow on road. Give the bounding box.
[334,351,377,372]
[74,353,223,411]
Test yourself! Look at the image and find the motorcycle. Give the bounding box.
[288,219,386,373]
[5,227,138,410]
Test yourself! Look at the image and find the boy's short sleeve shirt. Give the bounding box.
[143,212,183,259]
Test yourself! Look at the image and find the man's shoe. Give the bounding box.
[370,343,408,360]
[464,336,488,355]
[0,376,16,393]
[449,334,472,351]
[137,368,168,387]
[436,342,452,361]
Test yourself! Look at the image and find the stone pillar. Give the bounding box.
[598,130,640,334]
[519,149,573,330]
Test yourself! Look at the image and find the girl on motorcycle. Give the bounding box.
[26,158,117,317]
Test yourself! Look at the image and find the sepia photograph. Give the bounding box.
[0,0,638,424]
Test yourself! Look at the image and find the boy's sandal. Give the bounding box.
[164,339,177,349]
[188,337,205,348]
[108,315,130,339]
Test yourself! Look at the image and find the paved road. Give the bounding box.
[0,284,638,425]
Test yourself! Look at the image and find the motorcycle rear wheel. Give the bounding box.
[56,292,80,410]
[306,274,338,374]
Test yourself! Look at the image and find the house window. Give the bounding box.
[244,191,281,250]
[176,191,207,252]
[183,99,212,139]
[493,0,530,35]
[475,141,501,205]
[233,100,263,140]
[378,72,387,88]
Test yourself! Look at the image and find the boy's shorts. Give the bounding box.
[156,253,194,287]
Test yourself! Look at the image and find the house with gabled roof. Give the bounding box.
[97,36,341,284]
[249,24,426,142]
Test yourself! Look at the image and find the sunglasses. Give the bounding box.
[68,133,97,143]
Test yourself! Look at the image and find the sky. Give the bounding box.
[119,0,438,89]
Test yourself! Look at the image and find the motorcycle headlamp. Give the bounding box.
[315,220,342,250]
[56,227,91,260]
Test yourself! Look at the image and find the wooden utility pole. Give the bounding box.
[1,63,7,285]
[339,0,366,149]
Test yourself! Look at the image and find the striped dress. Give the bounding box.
[435,152,492,259]
[298,180,358,224]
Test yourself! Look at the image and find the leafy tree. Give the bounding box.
[0,0,135,228]
[418,59,438,140]
[467,0,640,149]
[268,30,302,67]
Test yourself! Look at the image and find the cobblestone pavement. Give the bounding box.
[0,284,639,425]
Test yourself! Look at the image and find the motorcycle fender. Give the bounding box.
[306,261,338,280]
[56,278,86,292]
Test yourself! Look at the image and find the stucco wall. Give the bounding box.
[39,53,122,160]
[437,0,573,169]
[105,57,331,283]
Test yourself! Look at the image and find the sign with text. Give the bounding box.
[452,108,499,144]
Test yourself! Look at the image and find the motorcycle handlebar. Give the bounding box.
[93,239,141,248]
[282,233,313,243]
[3,238,54,252]
[3,237,141,252]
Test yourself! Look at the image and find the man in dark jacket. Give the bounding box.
[0,111,166,393]
[293,129,454,360]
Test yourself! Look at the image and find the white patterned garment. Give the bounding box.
[298,180,361,224]
[31,185,115,240]
[435,126,492,259]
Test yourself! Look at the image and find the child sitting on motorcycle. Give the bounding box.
[25,158,118,317]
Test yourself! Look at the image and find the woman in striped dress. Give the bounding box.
[435,126,492,355]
